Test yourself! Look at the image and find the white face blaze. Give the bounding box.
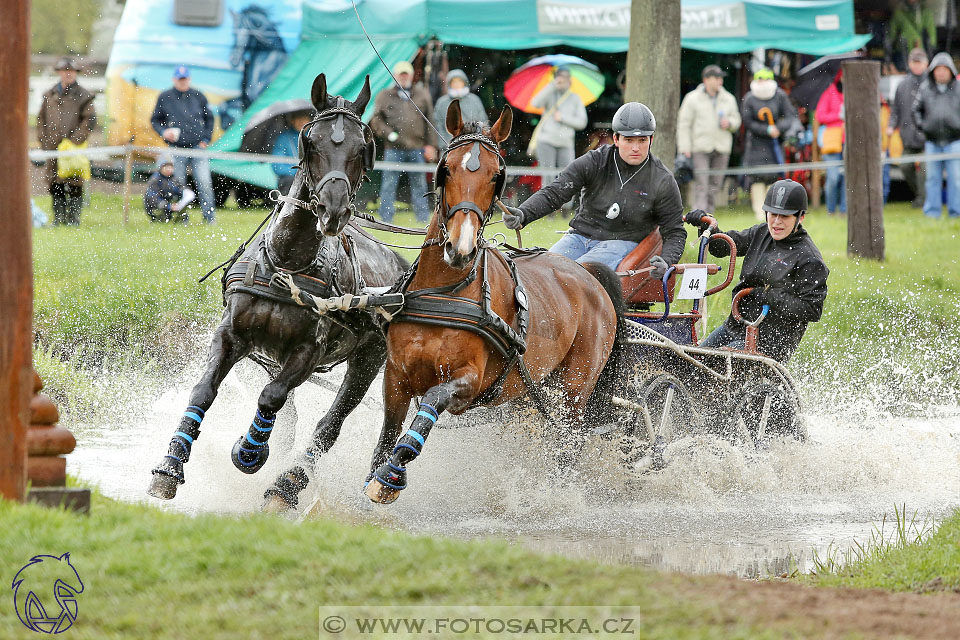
[456,215,476,256]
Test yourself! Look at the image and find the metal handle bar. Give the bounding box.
[731,287,770,326]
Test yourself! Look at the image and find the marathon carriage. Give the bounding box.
[609,214,804,471]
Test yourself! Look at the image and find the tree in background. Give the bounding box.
[31,0,99,55]
[625,0,681,169]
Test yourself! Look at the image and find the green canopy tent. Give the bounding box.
[213,0,871,187]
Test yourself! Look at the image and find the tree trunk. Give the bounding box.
[843,60,885,260]
[625,0,681,169]
[0,0,31,502]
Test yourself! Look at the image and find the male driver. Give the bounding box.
[151,64,216,223]
[503,102,685,276]
[677,64,741,212]
[688,179,828,363]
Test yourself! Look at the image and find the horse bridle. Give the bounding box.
[431,131,507,245]
[274,98,376,215]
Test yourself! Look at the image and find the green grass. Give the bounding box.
[0,490,824,640]
[805,506,960,593]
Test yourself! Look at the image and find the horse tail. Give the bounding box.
[580,262,629,423]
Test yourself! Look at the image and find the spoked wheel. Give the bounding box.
[611,365,697,471]
[731,381,805,444]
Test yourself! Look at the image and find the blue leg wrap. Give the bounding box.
[231,408,276,474]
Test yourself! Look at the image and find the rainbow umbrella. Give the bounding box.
[504,54,605,115]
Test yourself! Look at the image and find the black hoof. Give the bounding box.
[148,456,184,499]
[231,438,269,474]
[147,472,180,500]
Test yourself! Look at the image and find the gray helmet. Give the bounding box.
[612,102,656,136]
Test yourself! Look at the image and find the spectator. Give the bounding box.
[889,48,929,208]
[815,71,846,215]
[741,68,799,221]
[150,64,216,223]
[432,69,488,149]
[271,111,313,195]
[676,64,741,213]
[370,61,437,223]
[530,67,588,212]
[37,56,96,226]
[912,52,960,218]
[144,154,190,223]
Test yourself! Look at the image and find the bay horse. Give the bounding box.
[358,101,628,503]
[147,74,407,506]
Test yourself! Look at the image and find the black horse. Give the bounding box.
[147,74,407,507]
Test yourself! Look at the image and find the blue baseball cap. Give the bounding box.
[173,65,190,79]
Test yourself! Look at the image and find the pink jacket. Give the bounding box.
[815,76,845,152]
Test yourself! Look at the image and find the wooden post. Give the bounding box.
[0,0,31,502]
[122,143,134,225]
[625,0,681,168]
[843,60,885,260]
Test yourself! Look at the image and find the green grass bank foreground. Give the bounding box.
[1,492,958,639]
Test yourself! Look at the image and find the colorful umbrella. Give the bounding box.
[504,54,605,115]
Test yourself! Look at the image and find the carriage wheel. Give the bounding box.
[732,382,804,444]
[612,365,696,470]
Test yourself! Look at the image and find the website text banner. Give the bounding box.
[537,1,749,39]
[320,605,652,639]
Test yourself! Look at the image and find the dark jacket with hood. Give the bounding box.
[890,69,927,149]
[144,170,185,219]
[708,223,828,362]
[912,52,960,146]
[517,145,686,264]
[150,87,214,149]
[741,82,798,177]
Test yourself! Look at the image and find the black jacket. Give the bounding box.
[891,71,926,149]
[709,223,828,362]
[912,53,960,146]
[518,145,686,264]
[150,87,214,149]
[144,172,184,216]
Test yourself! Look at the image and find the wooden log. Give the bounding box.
[26,457,67,488]
[843,60,885,260]
[0,0,31,502]
[27,426,76,457]
[30,391,60,426]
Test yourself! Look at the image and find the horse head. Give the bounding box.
[296,73,373,237]
[437,100,512,269]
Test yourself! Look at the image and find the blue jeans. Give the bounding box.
[379,148,431,222]
[549,232,638,271]
[699,321,745,351]
[173,153,216,222]
[823,152,846,214]
[923,139,960,218]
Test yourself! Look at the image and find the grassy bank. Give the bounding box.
[2,491,957,640]
[805,507,960,593]
[32,194,960,414]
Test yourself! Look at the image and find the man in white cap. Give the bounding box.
[150,64,216,223]
[369,60,438,223]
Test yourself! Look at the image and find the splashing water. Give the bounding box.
[66,330,960,579]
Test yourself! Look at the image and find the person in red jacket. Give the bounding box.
[815,71,846,215]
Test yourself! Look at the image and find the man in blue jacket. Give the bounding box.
[151,65,216,223]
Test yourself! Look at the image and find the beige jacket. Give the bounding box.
[676,84,740,155]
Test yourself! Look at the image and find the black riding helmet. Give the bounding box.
[612,102,656,137]
[762,179,807,216]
